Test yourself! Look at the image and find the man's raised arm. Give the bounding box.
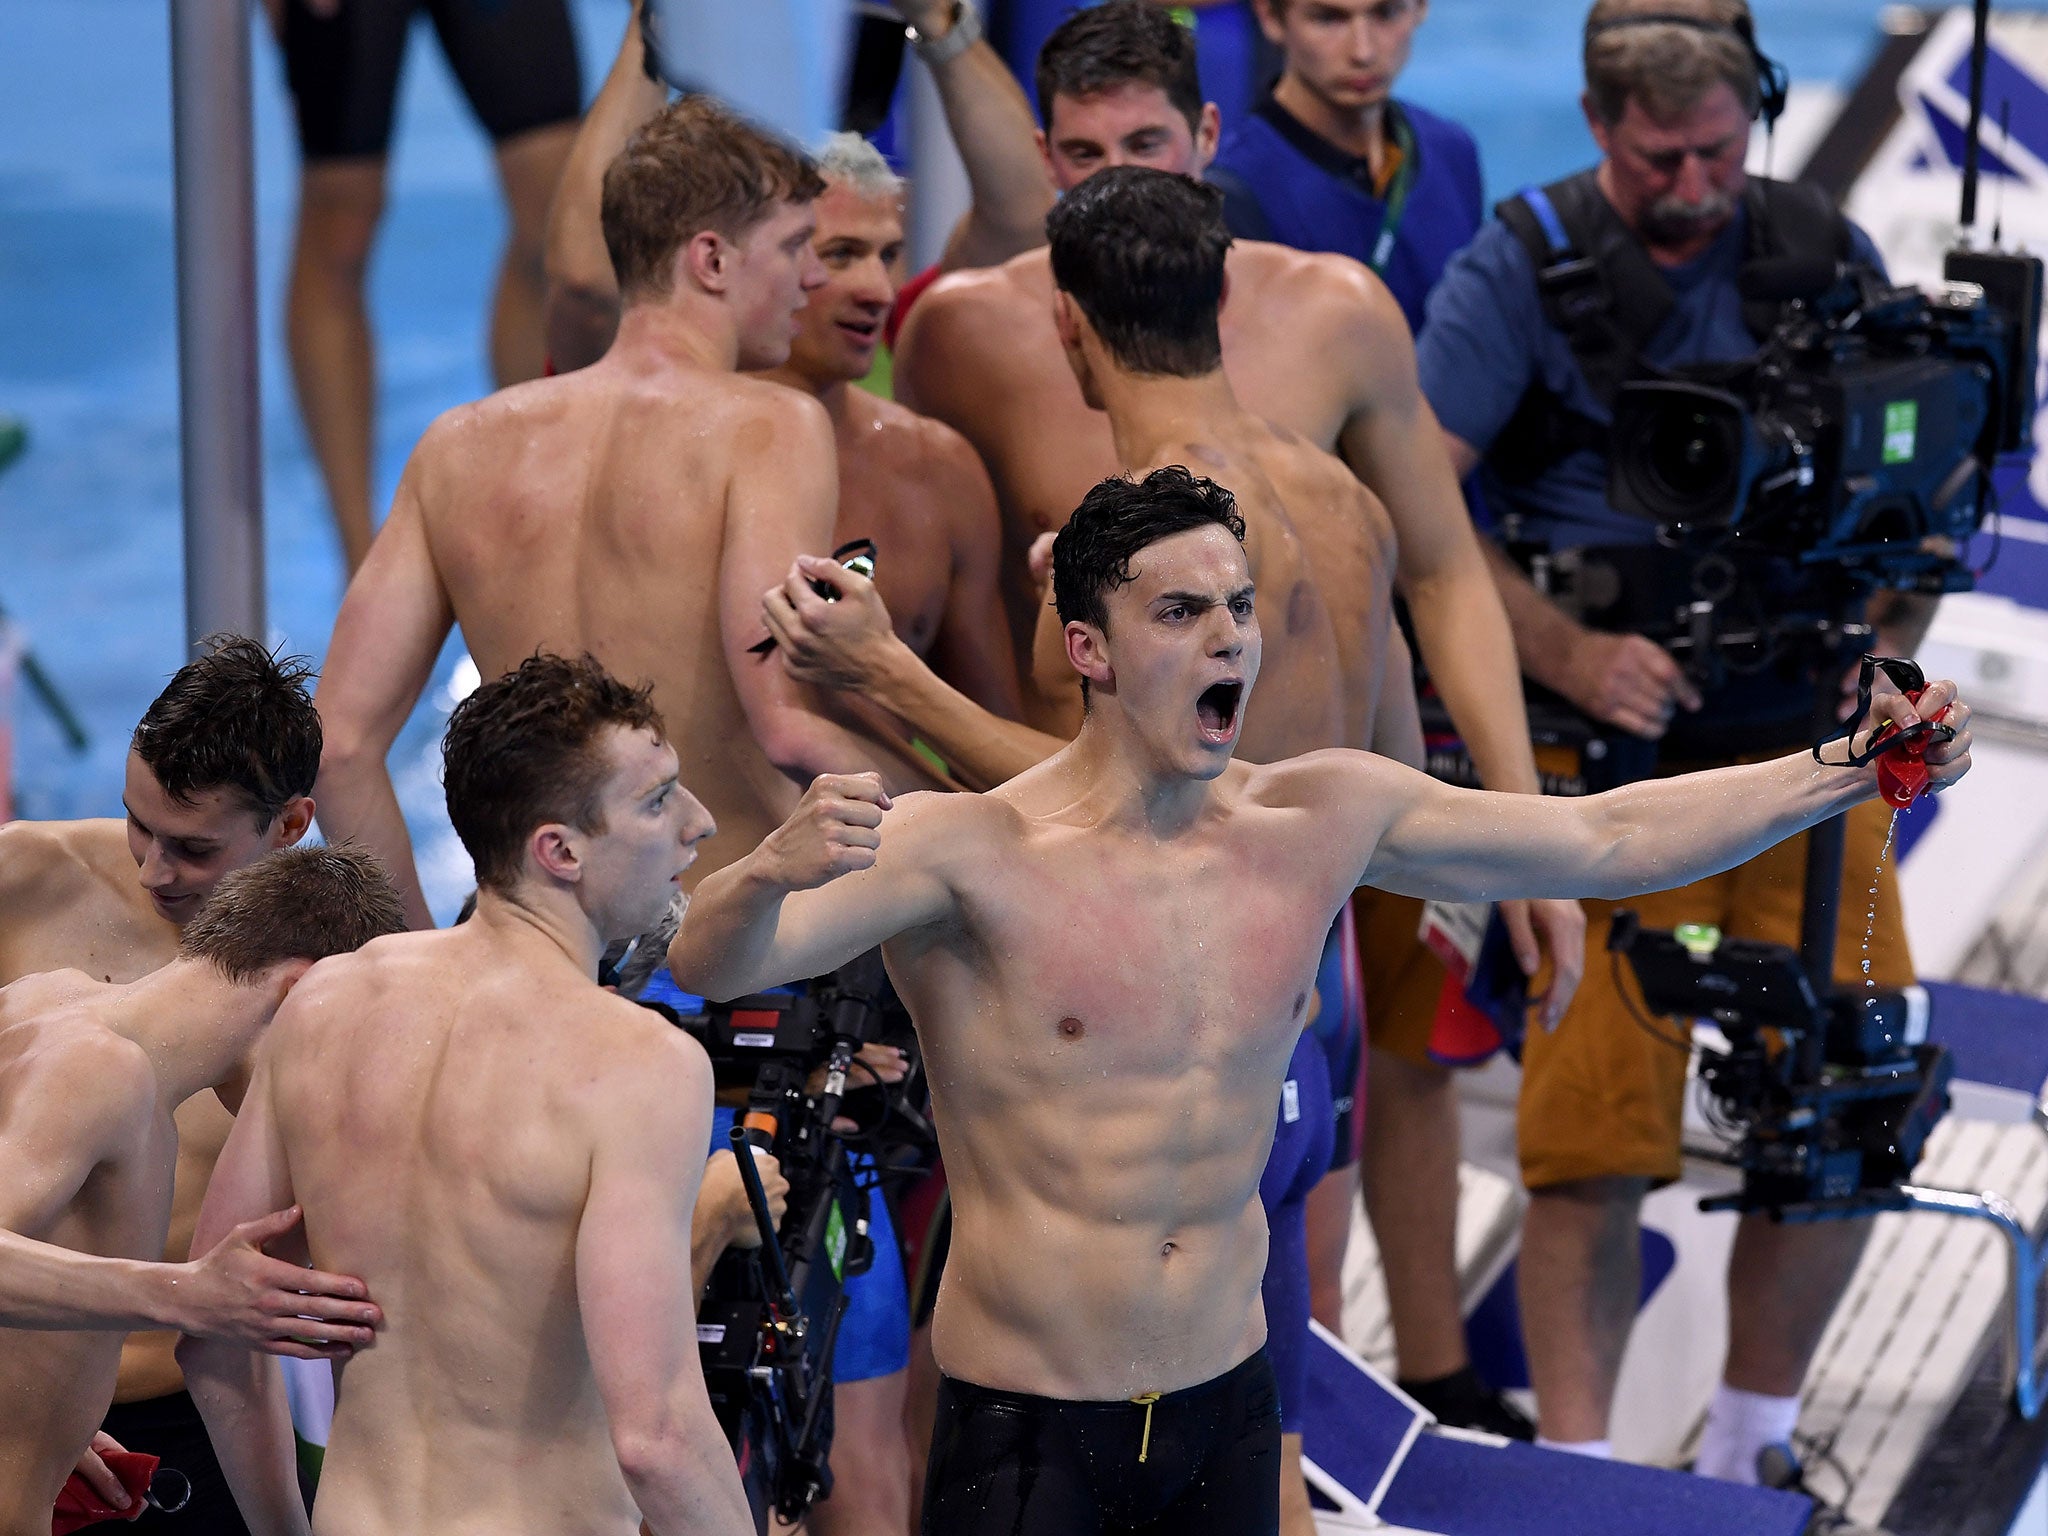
[1356,681,1971,906]
[669,774,960,1001]
[893,0,1058,271]
[175,1060,317,1536]
[314,454,458,929]
[540,5,666,370]
[763,556,1060,790]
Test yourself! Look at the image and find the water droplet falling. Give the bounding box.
[1858,810,1900,1002]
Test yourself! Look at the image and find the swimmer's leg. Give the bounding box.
[425,0,583,386]
[807,1371,912,1536]
[288,158,385,573]
[1360,1049,1464,1378]
[1278,1432,1315,1536]
[488,123,579,387]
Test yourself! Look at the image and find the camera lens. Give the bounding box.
[1610,382,1758,527]
[1643,406,1739,514]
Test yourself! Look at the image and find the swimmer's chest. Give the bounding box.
[961,839,1336,1066]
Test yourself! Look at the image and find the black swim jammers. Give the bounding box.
[920,1349,1282,1536]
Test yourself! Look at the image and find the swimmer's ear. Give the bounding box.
[1193,102,1222,171]
[1065,620,1112,692]
[681,230,730,296]
[529,822,585,887]
[269,796,315,851]
[1052,290,1082,350]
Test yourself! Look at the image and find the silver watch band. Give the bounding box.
[908,0,980,67]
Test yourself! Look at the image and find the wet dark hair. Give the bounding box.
[1035,2,1204,133]
[131,634,322,825]
[179,843,406,982]
[1048,167,1229,378]
[441,653,668,894]
[1053,467,1246,635]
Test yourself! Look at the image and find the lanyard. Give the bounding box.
[1367,104,1420,276]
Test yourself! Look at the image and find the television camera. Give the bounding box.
[1583,243,2043,695]
[642,952,930,1530]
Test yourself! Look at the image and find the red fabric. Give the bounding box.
[1426,971,1509,1068]
[884,263,944,350]
[53,1451,156,1534]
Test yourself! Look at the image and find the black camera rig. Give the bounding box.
[1610,910,1951,1219]
[643,953,930,1530]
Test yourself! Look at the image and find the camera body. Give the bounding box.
[1613,915,1952,1217]
[1609,256,2038,577]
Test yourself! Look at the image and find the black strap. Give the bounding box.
[1812,655,1954,767]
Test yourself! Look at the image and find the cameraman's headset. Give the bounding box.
[1583,6,1790,129]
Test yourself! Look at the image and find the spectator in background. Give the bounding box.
[1210,0,1479,333]
[272,0,583,570]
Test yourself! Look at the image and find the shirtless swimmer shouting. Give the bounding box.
[672,472,1972,1534]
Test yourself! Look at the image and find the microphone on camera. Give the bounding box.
[1738,254,1854,305]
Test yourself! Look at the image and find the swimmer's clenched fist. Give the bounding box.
[756,773,894,888]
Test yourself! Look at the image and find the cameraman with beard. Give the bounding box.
[1419,0,1925,1489]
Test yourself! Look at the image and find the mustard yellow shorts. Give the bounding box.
[1351,886,1448,1069]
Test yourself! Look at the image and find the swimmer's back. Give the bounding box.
[265,926,707,1536]
[408,361,832,885]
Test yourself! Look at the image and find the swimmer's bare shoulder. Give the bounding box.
[0,820,103,915]
[714,372,837,466]
[0,1007,156,1195]
[895,254,1052,413]
[1241,748,1417,870]
[1234,240,1404,338]
[860,395,996,508]
[0,967,118,1022]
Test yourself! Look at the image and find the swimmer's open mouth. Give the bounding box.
[1196,681,1244,742]
[837,318,881,343]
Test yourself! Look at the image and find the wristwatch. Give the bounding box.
[908,0,981,67]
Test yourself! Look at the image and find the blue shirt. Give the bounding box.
[1417,193,1884,551]
[1210,96,1484,336]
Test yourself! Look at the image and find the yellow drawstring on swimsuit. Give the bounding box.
[1131,1391,1163,1463]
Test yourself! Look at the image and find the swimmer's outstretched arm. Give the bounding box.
[669,773,961,1000]
[1351,680,1972,905]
